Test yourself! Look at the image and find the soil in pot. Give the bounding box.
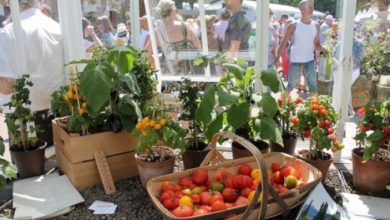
[135,147,175,188]
[352,148,390,193]
[270,133,298,155]
[10,140,47,178]
[232,139,269,159]
[182,141,209,170]
[298,149,333,182]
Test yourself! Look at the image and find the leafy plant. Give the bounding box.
[354,100,390,161]
[51,45,156,135]
[195,59,284,145]
[0,137,17,187]
[133,100,186,162]
[296,96,343,160]
[4,75,40,151]
[360,40,386,78]
[178,78,206,151]
[275,97,303,138]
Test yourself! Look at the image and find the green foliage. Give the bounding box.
[195,59,284,145]
[360,39,386,78]
[178,78,206,150]
[51,45,156,135]
[0,138,17,188]
[133,101,186,158]
[4,75,39,151]
[274,97,303,137]
[354,100,390,161]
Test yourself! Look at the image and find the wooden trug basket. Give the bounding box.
[147,132,322,220]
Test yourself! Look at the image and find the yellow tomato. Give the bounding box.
[179,195,194,208]
[159,119,166,126]
[251,169,261,180]
[248,190,263,202]
[154,124,161,130]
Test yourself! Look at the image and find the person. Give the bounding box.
[139,16,149,49]
[82,17,103,58]
[320,14,334,45]
[276,0,325,97]
[125,19,132,45]
[268,9,276,69]
[96,15,115,48]
[213,9,230,48]
[41,4,52,19]
[0,0,65,145]
[115,23,128,46]
[223,0,251,56]
[153,0,201,75]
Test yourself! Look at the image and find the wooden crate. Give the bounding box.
[52,119,139,189]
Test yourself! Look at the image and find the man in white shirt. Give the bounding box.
[0,0,65,145]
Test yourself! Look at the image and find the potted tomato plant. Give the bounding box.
[4,75,47,178]
[50,45,156,189]
[134,100,186,188]
[270,97,303,155]
[353,100,390,193]
[178,78,209,169]
[195,59,284,159]
[296,95,344,181]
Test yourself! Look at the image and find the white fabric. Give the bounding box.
[0,8,65,111]
[290,20,317,63]
[83,39,93,59]
[140,28,149,48]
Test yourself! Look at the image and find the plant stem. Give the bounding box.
[20,118,28,151]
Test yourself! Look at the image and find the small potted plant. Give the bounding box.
[133,100,186,188]
[353,100,390,193]
[178,78,209,169]
[296,95,344,181]
[270,97,303,154]
[4,75,47,178]
[195,60,284,159]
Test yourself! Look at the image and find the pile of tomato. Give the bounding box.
[158,163,303,217]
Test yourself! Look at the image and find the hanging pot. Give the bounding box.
[10,141,47,178]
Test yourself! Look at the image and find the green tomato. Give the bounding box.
[211,181,224,192]
[191,187,202,194]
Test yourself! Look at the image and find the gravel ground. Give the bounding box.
[0,163,346,220]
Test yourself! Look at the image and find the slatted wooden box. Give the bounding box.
[52,118,139,189]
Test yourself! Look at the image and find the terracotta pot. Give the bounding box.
[352,148,390,193]
[232,140,269,159]
[270,135,298,155]
[298,150,333,182]
[135,147,175,188]
[182,148,210,170]
[10,141,47,178]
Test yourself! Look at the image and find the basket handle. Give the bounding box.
[200,132,289,220]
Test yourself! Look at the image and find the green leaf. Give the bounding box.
[258,116,283,145]
[227,102,250,129]
[4,115,16,136]
[261,70,284,93]
[363,141,379,161]
[67,59,92,65]
[0,176,5,188]
[223,63,244,80]
[0,139,4,155]
[366,130,383,141]
[318,136,332,150]
[217,87,239,106]
[118,95,142,119]
[204,113,224,141]
[195,85,215,126]
[260,93,278,117]
[118,52,135,74]
[4,163,17,179]
[80,62,114,113]
[120,74,141,95]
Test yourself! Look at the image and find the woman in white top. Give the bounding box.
[82,17,103,59]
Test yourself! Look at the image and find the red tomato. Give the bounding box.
[211,200,227,212]
[234,196,249,206]
[273,171,284,184]
[200,191,212,205]
[241,188,252,198]
[160,190,175,202]
[199,205,212,212]
[200,185,209,192]
[174,191,184,199]
[295,98,303,105]
[162,198,179,210]
[178,177,193,188]
[160,181,174,192]
[222,187,239,202]
[227,175,253,189]
[192,169,209,186]
[190,194,201,204]
[277,186,289,194]
[172,184,182,192]
[215,170,233,184]
[289,168,301,180]
[304,129,311,138]
[280,166,293,177]
[290,116,298,125]
[172,205,194,217]
[327,128,334,135]
[271,163,281,172]
[238,164,253,176]
[209,192,223,205]
[277,98,283,105]
[193,208,209,216]
[225,202,234,209]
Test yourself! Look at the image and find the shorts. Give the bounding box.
[286,60,318,93]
